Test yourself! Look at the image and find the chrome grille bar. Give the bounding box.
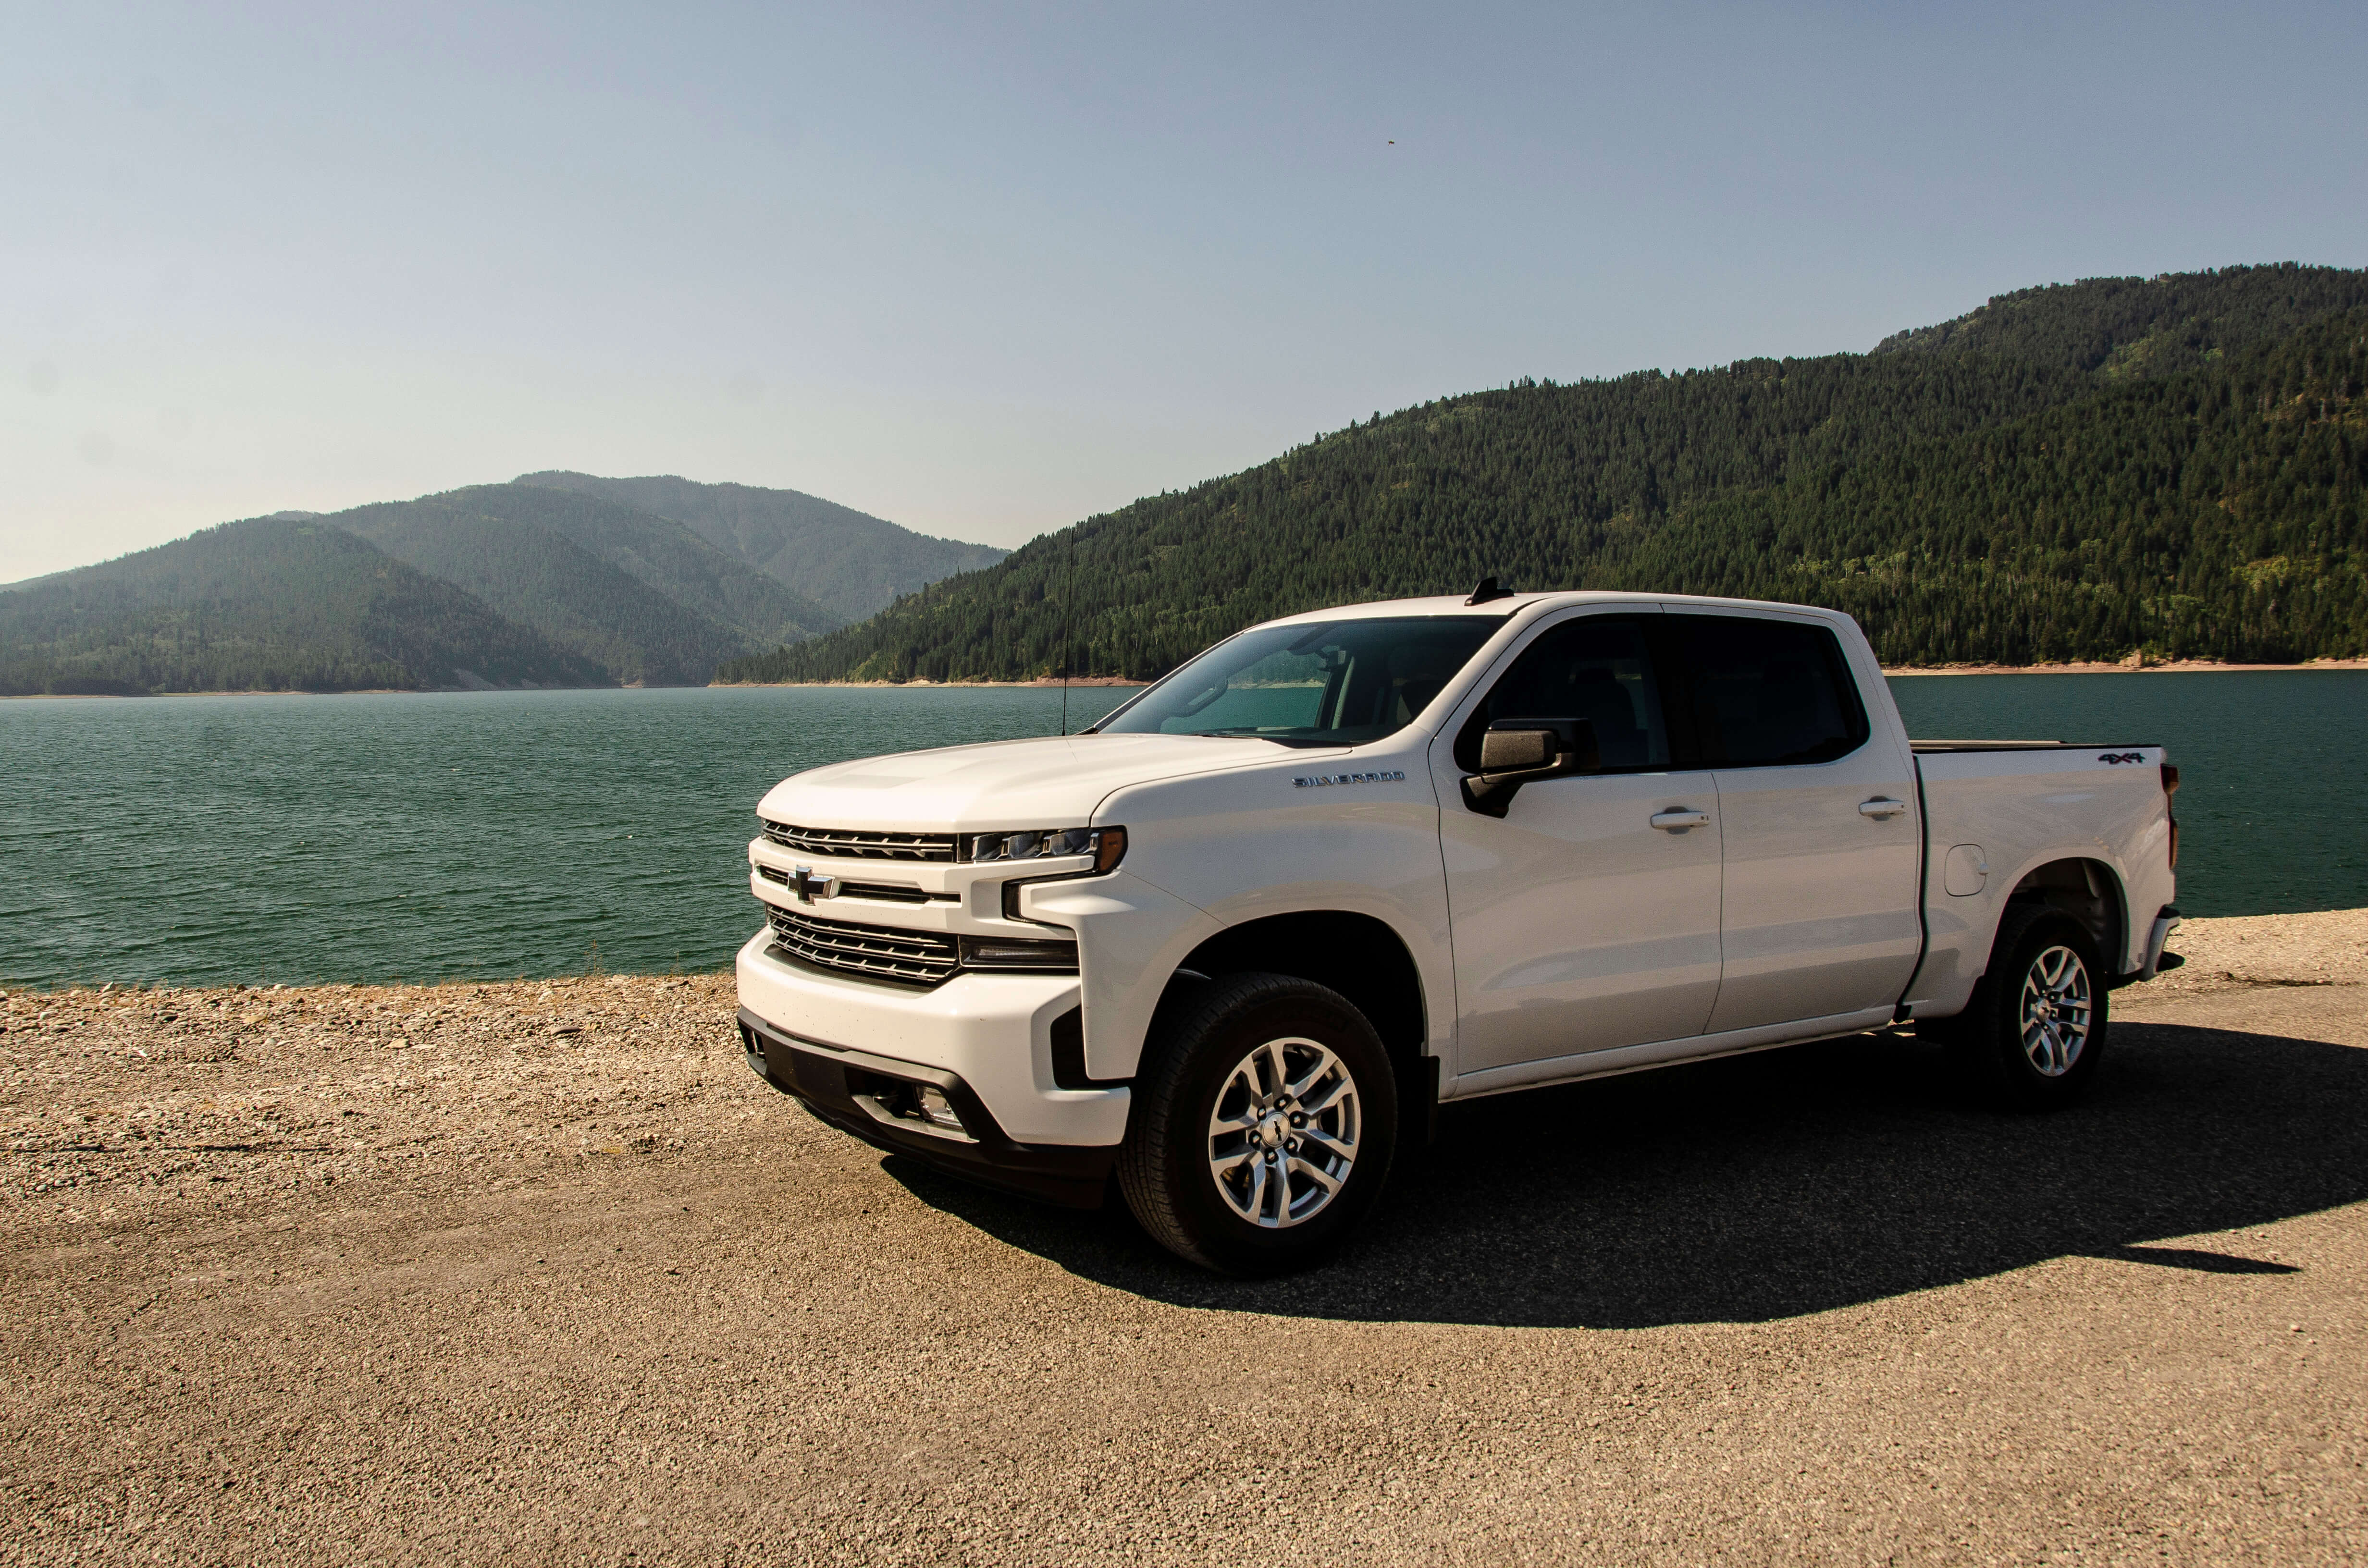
[765,905,960,986]
[759,821,956,862]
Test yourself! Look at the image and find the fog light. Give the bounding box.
[959,933,1081,970]
[914,1084,963,1131]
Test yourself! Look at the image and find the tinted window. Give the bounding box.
[1670,615,1868,767]
[1094,616,1501,747]
[1455,616,1671,772]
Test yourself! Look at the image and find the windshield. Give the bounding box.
[1093,616,1503,747]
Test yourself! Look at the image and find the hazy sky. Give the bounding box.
[6,2,2364,583]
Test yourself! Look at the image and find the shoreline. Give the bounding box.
[1880,657,2368,677]
[12,658,2365,700]
[4,677,1152,700]
[708,675,1148,689]
[11,908,2361,997]
[728,662,2368,688]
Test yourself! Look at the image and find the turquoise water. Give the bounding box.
[2,673,2362,989]
[0,686,1140,991]
[1884,671,2368,922]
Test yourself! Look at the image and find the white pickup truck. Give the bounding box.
[736,589,2183,1273]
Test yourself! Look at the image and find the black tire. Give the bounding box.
[1936,904,2111,1110]
[1117,972,1399,1275]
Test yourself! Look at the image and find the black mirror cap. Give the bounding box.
[1481,717,1599,776]
[1462,718,1599,816]
[1479,725,1554,772]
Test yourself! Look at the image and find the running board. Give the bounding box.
[1444,1006,1899,1102]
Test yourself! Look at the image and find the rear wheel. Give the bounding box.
[1117,972,1398,1274]
[1936,904,2109,1109]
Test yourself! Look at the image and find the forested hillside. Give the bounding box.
[0,519,606,696]
[720,265,2368,683]
[4,469,972,694]
[334,486,839,686]
[514,472,1006,620]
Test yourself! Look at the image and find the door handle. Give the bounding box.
[1650,809,1711,832]
[1859,798,1909,819]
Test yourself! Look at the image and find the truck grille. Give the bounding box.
[755,864,944,905]
[765,905,960,986]
[759,821,957,862]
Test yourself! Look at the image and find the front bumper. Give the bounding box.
[734,930,1130,1206]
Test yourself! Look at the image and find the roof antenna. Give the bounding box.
[1465,575,1516,605]
[1058,535,1075,736]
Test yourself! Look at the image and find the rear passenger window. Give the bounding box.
[1455,617,1671,773]
[1670,615,1869,767]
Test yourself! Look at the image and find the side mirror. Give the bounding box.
[1462,718,1598,817]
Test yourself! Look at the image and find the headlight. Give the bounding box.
[963,825,1126,873]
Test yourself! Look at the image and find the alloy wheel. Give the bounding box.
[2019,943,2093,1077]
[1205,1036,1361,1228]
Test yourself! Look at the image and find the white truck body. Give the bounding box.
[735,591,2180,1229]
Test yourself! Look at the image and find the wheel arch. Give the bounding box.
[1991,853,2130,980]
[1159,910,1431,1077]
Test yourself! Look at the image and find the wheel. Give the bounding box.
[1936,904,2110,1109]
[1117,971,1399,1274]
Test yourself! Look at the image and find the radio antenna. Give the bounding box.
[1058,534,1075,736]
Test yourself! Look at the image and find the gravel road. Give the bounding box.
[5,912,2365,1564]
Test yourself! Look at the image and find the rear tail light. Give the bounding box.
[2161,763,2180,870]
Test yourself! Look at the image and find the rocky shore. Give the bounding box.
[4,912,2364,1563]
[1,974,744,1227]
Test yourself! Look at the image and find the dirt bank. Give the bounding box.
[5,916,2365,1564]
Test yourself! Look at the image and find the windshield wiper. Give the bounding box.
[1191,728,1342,749]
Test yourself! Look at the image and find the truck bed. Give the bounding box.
[1903,740,2178,1012]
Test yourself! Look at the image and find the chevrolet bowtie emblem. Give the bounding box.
[790,865,840,903]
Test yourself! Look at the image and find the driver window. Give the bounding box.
[1455,617,1671,773]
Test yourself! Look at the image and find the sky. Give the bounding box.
[5,2,2365,584]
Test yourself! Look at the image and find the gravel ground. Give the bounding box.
[4,916,2365,1565]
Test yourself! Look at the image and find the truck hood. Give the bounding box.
[756,732,1318,832]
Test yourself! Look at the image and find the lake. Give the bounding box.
[3,672,2363,989]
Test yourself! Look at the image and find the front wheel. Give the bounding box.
[1936,904,2110,1109]
[1117,972,1399,1274]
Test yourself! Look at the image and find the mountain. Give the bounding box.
[719,264,2368,684]
[1873,264,2368,376]
[513,471,1006,621]
[332,485,840,686]
[4,476,885,695]
[0,517,607,696]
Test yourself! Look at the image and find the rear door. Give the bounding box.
[1433,611,1724,1075]
[1664,612,1922,1033]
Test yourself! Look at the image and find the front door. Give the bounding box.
[1433,612,1725,1076]
[1665,612,1923,1033]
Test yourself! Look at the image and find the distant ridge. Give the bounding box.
[0,517,607,696]
[723,264,2368,684]
[3,470,982,695]
[513,472,1005,621]
[1873,261,2368,375]
[333,485,841,686]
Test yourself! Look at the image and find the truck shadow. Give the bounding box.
[885,1017,2368,1328]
